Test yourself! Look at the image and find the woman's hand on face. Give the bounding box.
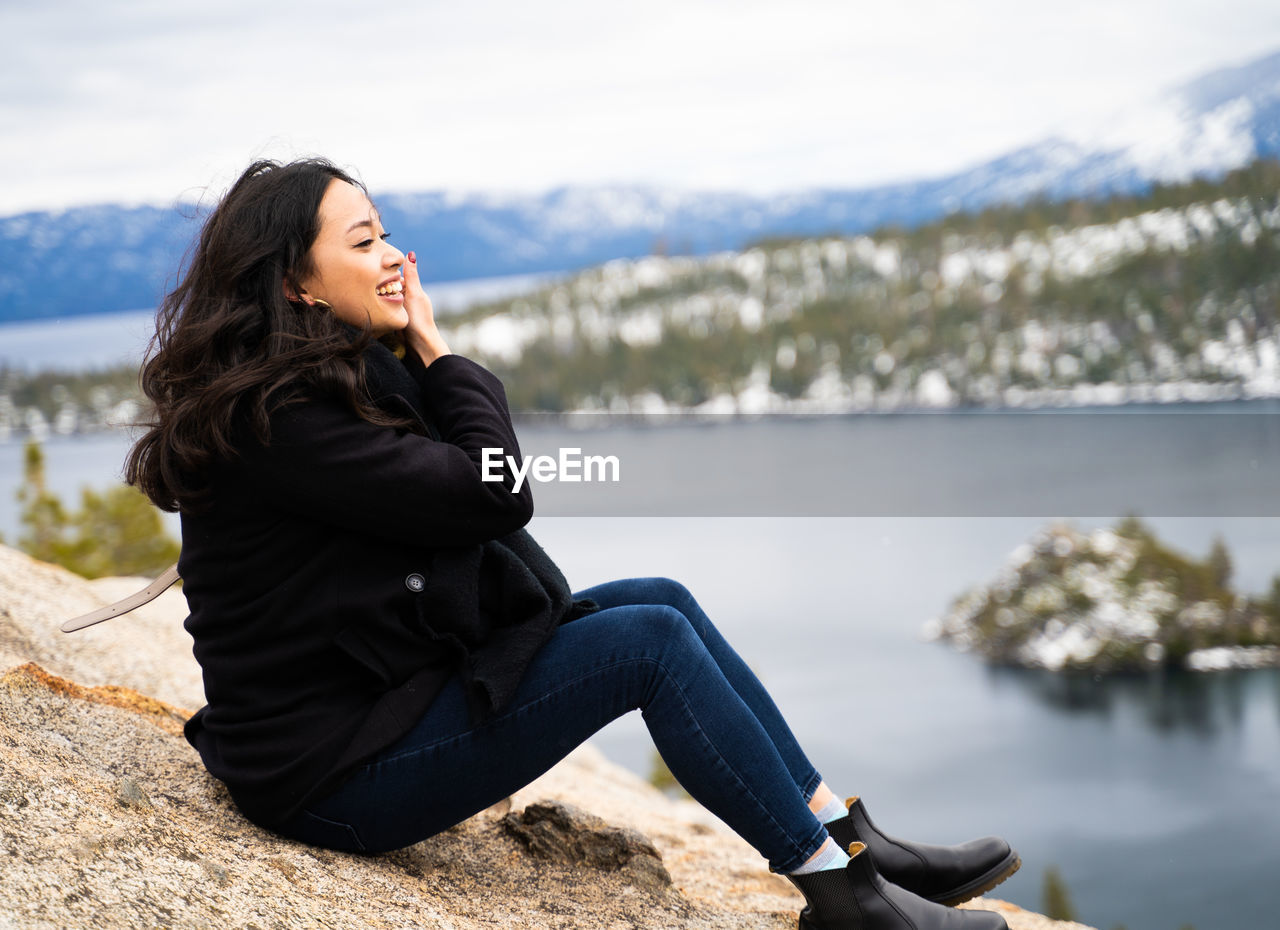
[401,250,435,329]
[401,251,452,365]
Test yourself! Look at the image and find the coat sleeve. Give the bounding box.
[239,354,534,547]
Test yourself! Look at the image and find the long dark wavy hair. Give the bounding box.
[126,158,417,512]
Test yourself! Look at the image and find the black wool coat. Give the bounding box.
[180,344,593,827]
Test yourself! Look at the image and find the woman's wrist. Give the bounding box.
[405,325,452,366]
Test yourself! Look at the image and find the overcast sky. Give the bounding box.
[2,0,1280,215]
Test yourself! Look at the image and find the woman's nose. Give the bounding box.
[383,242,405,268]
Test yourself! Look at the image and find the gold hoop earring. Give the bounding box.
[311,298,332,310]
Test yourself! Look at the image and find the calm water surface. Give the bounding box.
[532,517,1280,930]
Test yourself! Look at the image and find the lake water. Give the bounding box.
[538,516,1280,930]
[2,415,1278,930]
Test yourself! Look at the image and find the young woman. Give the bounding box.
[127,158,1019,930]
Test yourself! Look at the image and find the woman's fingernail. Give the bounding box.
[408,251,417,264]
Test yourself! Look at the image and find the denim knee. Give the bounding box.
[622,578,703,628]
[571,577,703,625]
[641,576,695,607]
[644,577,715,640]
[627,602,699,658]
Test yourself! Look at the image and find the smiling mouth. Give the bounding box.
[376,279,404,297]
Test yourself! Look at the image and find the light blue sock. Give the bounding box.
[813,796,847,824]
[789,838,851,874]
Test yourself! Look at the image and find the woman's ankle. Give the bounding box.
[789,837,850,875]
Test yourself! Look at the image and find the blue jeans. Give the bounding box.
[273,577,830,872]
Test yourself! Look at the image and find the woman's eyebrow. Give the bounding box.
[345,210,383,236]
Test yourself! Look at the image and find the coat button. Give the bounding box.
[405,573,426,593]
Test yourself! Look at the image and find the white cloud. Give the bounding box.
[2,0,1280,213]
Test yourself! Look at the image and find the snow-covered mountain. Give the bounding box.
[2,48,1278,326]
[1105,48,1280,179]
[938,48,1280,208]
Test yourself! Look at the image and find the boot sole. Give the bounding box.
[933,850,1021,907]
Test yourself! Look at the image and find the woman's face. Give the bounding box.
[296,179,408,336]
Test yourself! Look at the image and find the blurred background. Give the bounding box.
[4,3,1280,928]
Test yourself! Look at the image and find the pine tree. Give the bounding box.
[16,440,69,562]
[1207,535,1233,591]
[15,439,180,579]
[1042,865,1078,923]
[57,483,181,579]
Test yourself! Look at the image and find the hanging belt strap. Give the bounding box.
[61,563,182,633]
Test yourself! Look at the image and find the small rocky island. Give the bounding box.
[925,518,1280,673]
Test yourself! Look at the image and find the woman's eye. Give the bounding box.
[355,238,373,248]
[380,232,391,241]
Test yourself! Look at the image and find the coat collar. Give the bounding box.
[361,338,439,439]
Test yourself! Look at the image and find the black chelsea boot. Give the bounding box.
[787,841,1009,930]
[822,797,1020,906]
